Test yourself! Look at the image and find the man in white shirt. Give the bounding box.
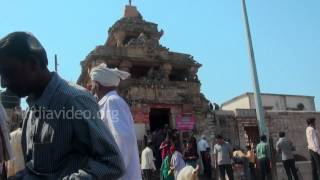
[90,64,142,180]
[141,141,156,180]
[276,132,298,180]
[213,135,234,180]
[171,144,186,180]
[7,127,25,179]
[197,135,209,152]
[306,118,320,180]
[197,135,211,179]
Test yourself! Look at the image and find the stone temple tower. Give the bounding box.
[77,3,211,143]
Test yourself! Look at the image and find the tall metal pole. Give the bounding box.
[241,0,268,136]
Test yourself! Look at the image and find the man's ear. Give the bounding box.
[95,81,100,91]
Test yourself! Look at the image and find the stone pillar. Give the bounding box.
[119,60,132,72]
[161,63,172,81]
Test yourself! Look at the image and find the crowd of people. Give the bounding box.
[141,130,265,180]
[139,128,308,180]
[0,31,319,180]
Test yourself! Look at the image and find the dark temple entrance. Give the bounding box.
[244,126,260,146]
[149,108,170,132]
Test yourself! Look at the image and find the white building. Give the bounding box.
[221,92,316,111]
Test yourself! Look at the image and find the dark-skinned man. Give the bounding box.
[0,32,125,180]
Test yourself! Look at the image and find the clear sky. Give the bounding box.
[1,0,320,109]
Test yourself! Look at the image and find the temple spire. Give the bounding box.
[124,0,140,18]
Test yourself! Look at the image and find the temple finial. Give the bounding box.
[129,0,132,6]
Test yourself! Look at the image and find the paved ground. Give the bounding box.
[148,170,213,180]
[147,161,312,180]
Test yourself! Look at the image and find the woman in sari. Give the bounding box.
[160,145,174,180]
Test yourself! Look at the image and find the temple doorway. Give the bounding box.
[149,108,170,132]
[244,126,260,147]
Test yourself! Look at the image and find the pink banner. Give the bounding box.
[176,113,196,131]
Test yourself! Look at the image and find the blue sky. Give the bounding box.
[1,0,320,109]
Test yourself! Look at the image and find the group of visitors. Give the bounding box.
[141,132,211,180]
[139,109,320,180]
[210,132,295,180]
[0,31,320,180]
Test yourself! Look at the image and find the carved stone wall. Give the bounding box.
[197,110,240,149]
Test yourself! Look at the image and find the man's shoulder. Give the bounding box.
[306,126,315,132]
[142,148,150,153]
[50,81,99,112]
[214,144,221,149]
[58,80,94,101]
[147,148,154,154]
[256,143,263,148]
[106,93,127,105]
[276,139,282,145]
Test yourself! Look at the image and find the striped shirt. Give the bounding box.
[21,72,125,179]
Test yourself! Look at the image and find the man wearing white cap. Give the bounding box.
[90,63,142,180]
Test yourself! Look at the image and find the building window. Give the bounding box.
[297,103,305,111]
[263,106,273,110]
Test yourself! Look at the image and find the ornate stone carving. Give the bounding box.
[126,33,147,47]
[161,63,172,81]
[114,31,126,47]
